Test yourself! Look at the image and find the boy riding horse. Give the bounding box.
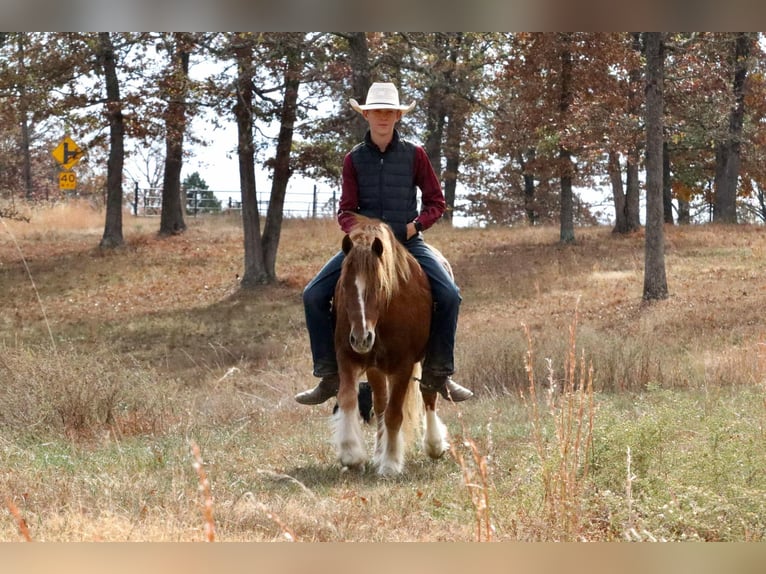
[296,82,473,406]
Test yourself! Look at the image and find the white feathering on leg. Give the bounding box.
[423,409,449,459]
[333,408,366,469]
[375,425,405,476]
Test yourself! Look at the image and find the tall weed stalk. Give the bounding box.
[190,441,216,542]
[522,305,595,540]
[5,497,32,542]
[449,414,493,542]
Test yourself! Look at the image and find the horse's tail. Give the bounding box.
[400,362,425,447]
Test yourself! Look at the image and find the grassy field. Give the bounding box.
[1,201,765,542]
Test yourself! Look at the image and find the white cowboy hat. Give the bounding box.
[349,82,416,115]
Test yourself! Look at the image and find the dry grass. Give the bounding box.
[521,307,595,541]
[2,203,766,541]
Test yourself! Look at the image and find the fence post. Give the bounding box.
[133,181,139,216]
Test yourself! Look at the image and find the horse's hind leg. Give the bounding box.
[333,369,366,469]
[421,390,449,459]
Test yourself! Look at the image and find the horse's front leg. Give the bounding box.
[333,365,366,470]
[366,368,388,462]
[374,368,410,476]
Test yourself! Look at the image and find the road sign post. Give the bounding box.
[52,136,83,194]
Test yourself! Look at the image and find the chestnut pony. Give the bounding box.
[333,215,449,476]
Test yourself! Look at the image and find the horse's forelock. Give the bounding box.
[347,219,411,304]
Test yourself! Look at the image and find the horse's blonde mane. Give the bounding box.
[348,216,413,304]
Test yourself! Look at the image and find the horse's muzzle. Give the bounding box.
[349,329,375,354]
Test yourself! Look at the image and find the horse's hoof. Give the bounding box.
[376,458,404,477]
[340,461,366,473]
[424,441,448,460]
[339,447,367,470]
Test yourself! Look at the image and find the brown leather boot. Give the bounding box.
[294,374,340,405]
[420,374,474,402]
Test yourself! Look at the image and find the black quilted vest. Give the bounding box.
[349,130,418,242]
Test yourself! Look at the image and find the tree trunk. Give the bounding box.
[559,151,575,243]
[611,147,644,233]
[16,34,33,199]
[263,34,303,281]
[642,32,668,301]
[347,32,371,143]
[20,113,32,199]
[713,32,751,224]
[625,150,642,230]
[438,34,469,224]
[677,198,690,224]
[558,35,575,244]
[623,33,643,232]
[159,33,190,236]
[442,109,465,224]
[609,151,628,233]
[97,32,125,249]
[519,150,538,225]
[423,84,446,178]
[233,37,268,288]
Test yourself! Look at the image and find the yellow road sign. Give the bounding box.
[59,171,76,191]
[52,136,84,170]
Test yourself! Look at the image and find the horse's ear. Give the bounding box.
[371,237,384,258]
[342,234,353,254]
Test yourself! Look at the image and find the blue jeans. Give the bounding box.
[303,234,461,378]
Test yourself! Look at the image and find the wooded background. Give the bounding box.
[1,33,763,295]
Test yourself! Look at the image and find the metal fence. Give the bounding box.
[130,183,337,218]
